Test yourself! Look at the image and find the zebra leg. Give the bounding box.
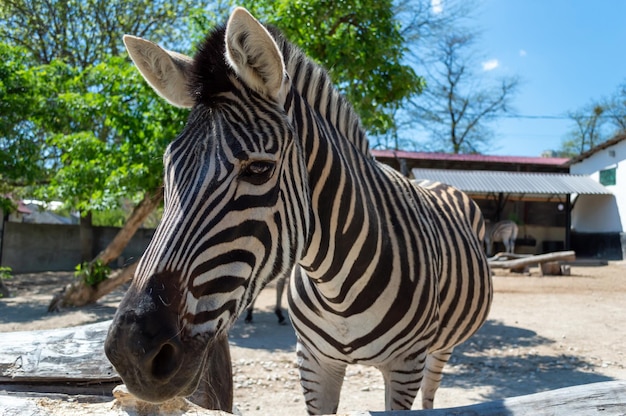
[380,348,428,410]
[244,303,254,323]
[421,348,453,409]
[296,342,346,415]
[274,275,287,324]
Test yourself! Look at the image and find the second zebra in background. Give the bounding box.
[484,219,519,256]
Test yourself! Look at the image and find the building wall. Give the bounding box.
[571,194,621,233]
[570,140,626,232]
[0,222,154,274]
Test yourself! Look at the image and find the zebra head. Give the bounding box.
[105,8,310,402]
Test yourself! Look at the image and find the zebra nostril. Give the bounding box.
[150,340,183,381]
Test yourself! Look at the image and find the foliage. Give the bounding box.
[0,0,208,212]
[74,260,110,287]
[0,266,12,280]
[240,0,424,136]
[92,204,163,228]
[0,42,52,192]
[556,81,626,157]
[31,56,188,212]
[0,0,200,69]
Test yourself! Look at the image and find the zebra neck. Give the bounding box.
[297,118,387,286]
[283,44,371,158]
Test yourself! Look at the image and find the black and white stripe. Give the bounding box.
[106,8,492,413]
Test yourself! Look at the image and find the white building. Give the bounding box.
[568,133,626,258]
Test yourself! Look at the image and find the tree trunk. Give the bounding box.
[94,187,163,265]
[79,211,94,262]
[48,187,163,311]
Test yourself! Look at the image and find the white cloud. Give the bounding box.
[431,0,443,14]
[482,59,499,71]
[519,49,527,57]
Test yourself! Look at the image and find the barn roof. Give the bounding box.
[372,150,569,167]
[411,168,611,195]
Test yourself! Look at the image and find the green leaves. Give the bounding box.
[74,259,110,287]
[35,55,188,211]
[242,0,424,136]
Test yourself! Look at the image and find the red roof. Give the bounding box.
[370,150,569,166]
[16,200,33,214]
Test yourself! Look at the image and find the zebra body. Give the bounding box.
[485,219,519,256]
[105,8,492,414]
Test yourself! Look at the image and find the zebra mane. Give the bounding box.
[189,23,371,157]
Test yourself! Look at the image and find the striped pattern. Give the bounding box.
[115,9,492,414]
[485,219,519,256]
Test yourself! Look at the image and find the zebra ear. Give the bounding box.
[123,35,195,108]
[225,7,285,100]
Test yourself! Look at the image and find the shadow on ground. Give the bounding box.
[229,310,296,352]
[228,314,616,402]
[444,319,615,402]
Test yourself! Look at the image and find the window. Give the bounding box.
[599,167,616,186]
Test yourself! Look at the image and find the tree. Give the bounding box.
[407,30,519,153]
[40,55,187,309]
[0,42,49,196]
[560,104,607,157]
[4,1,427,307]
[241,0,424,136]
[556,80,625,157]
[0,0,200,308]
[0,0,194,69]
[606,82,626,132]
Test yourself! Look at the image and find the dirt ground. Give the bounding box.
[1,261,625,415]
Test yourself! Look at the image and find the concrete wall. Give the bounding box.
[0,222,154,274]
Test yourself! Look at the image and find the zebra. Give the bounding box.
[104,7,492,414]
[244,274,288,324]
[484,219,519,256]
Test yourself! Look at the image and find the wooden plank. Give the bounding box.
[489,250,576,269]
[1,380,624,415]
[0,320,119,386]
[0,387,232,415]
[342,380,626,416]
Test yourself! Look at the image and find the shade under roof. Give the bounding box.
[411,168,612,195]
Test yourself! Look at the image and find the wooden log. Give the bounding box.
[2,380,624,415]
[1,323,624,415]
[540,261,563,276]
[489,250,576,269]
[0,320,119,396]
[0,387,233,415]
[342,380,626,415]
[488,252,531,261]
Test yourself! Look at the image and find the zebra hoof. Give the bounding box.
[275,309,286,325]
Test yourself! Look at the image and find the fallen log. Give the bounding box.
[0,386,232,415]
[2,380,624,415]
[488,250,576,270]
[343,380,626,415]
[2,321,623,416]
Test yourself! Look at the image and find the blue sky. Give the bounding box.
[468,0,626,156]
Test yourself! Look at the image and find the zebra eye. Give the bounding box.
[240,160,275,184]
